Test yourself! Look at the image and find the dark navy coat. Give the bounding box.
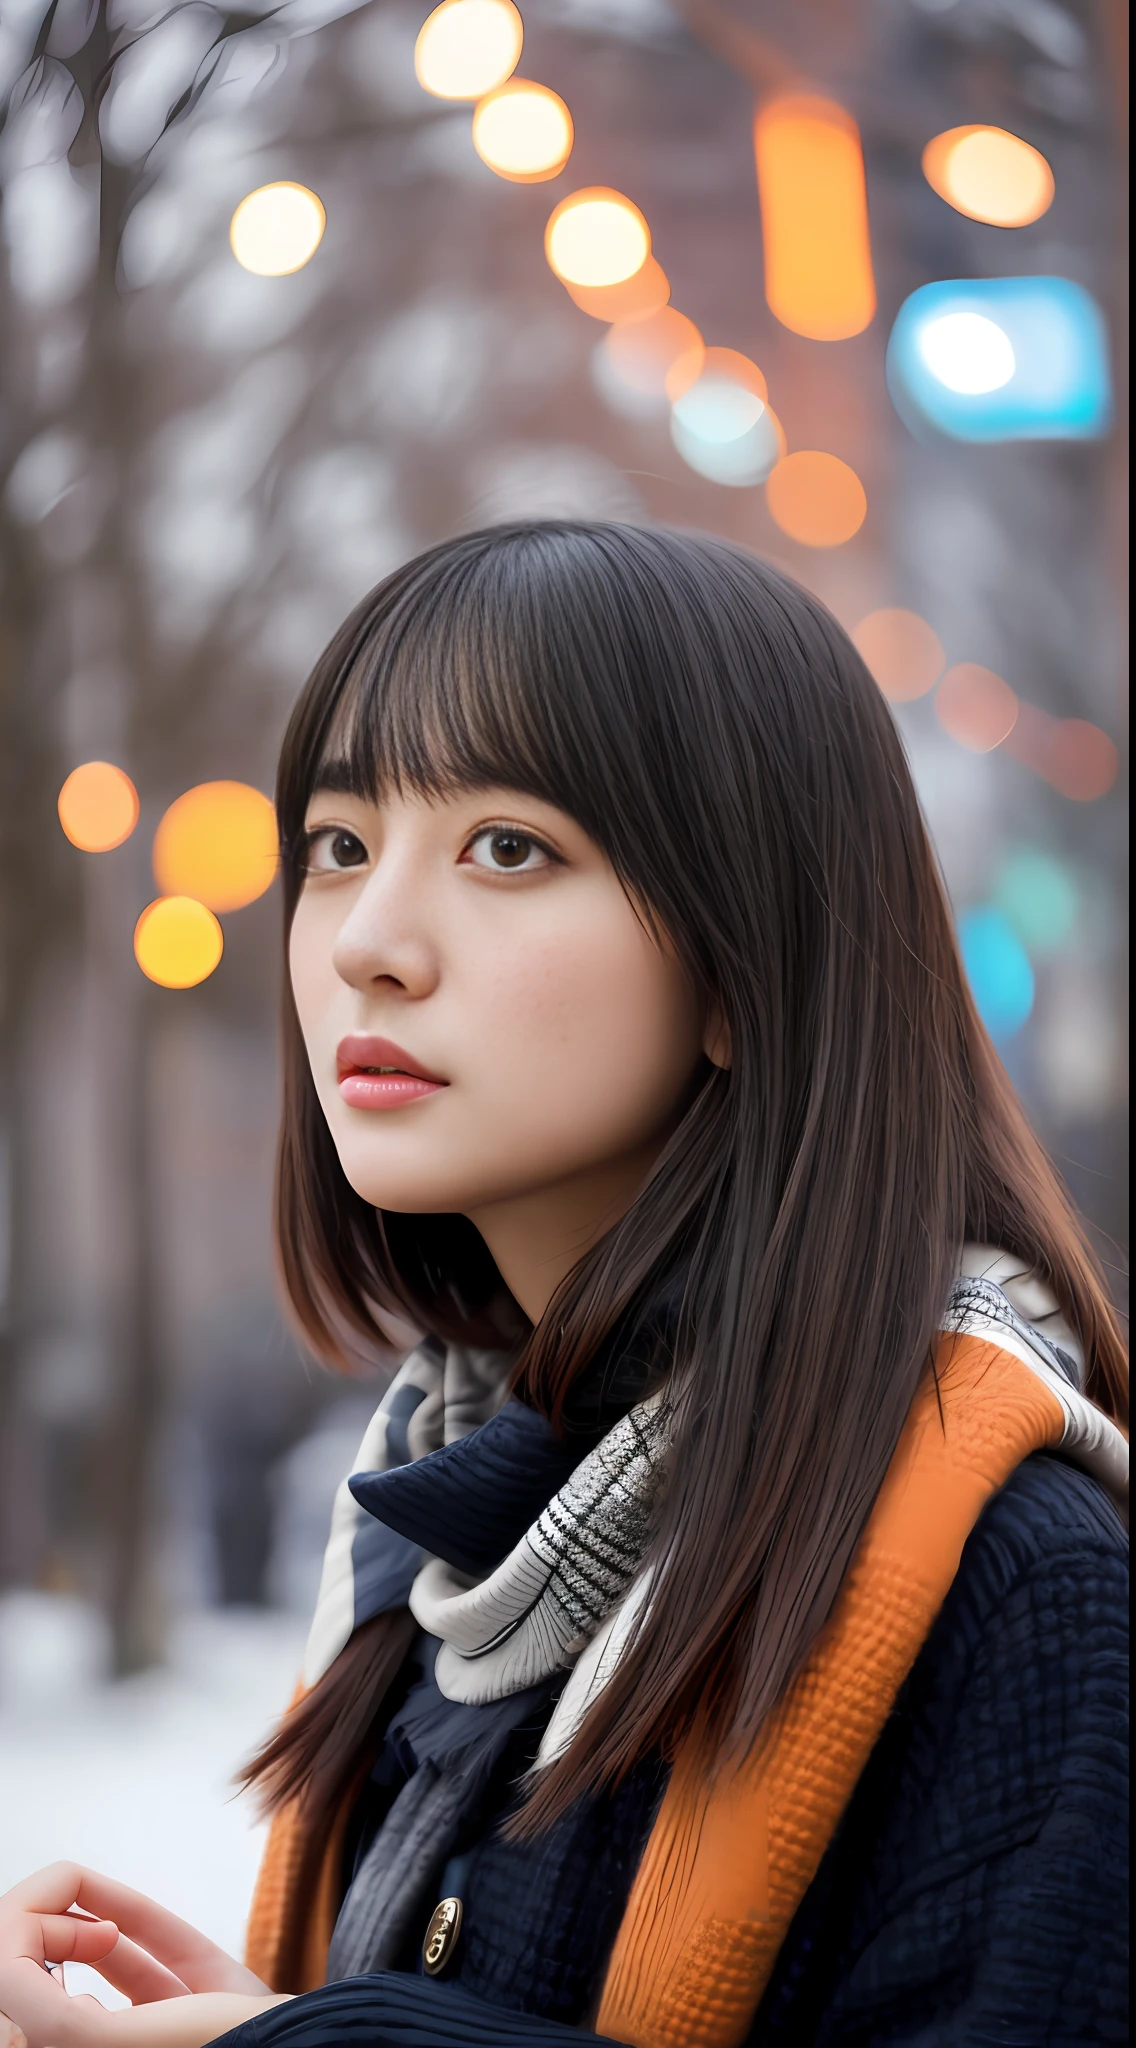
[214,1455,1128,2046]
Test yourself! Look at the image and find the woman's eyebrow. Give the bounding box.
[310,757,367,798]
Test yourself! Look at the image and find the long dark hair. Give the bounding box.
[247,520,1127,1835]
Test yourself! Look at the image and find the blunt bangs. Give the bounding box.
[277,523,669,916]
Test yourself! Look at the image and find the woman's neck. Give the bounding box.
[465,1138,665,1324]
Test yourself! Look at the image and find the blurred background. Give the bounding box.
[0,0,1127,1969]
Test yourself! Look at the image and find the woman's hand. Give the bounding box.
[0,1865,290,2048]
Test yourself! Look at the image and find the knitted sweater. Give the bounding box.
[212,1452,1128,2045]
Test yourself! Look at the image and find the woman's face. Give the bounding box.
[289,780,715,1254]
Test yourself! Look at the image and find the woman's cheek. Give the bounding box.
[471,917,698,1152]
[289,905,341,1074]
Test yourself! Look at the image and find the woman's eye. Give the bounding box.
[306,828,368,872]
[465,827,551,873]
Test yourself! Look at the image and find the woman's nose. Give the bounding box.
[330,867,441,998]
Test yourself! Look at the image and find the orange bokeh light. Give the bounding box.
[922,125,1054,228]
[754,95,876,340]
[472,79,573,182]
[852,609,945,702]
[1003,704,1119,799]
[134,897,224,989]
[565,254,670,323]
[935,663,1019,752]
[1045,720,1120,801]
[545,187,650,289]
[57,761,140,851]
[152,781,278,913]
[766,452,867,547]
[603,307,705,405]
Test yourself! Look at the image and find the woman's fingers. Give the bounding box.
[0,1908,115,1972]
[0,1871,187,2033]
[85,1933,190,2005]
[58,1873,262,1996]
[0,2016,28,2048]
[0,1865,86,1919]
[28,1916,118,1969]
[0,1909,114,2043]
[0,1953,110,2045]
[0,1869,265,1999]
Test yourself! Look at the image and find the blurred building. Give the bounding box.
[0,0,1127,1673]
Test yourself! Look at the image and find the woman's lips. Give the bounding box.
[336,1033,448,1111]
[339,1072,443,1109]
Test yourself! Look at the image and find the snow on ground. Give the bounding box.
[0,1593,307,1987]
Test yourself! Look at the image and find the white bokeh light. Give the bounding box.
[230,180,325,276]
[545,190,650,289]
[414,0,523,101]
[918,311,1015,395]
[670,405,783,488]
[671,375,765,444]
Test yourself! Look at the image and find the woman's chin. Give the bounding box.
[338,1160,484,1216]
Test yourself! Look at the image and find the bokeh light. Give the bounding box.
[999,701,1053,780]
[919,311,1014,394]
[57,761,139,851]
[922,125,1054,228]
[230,183,326,277]
[1045,720,1120,801]
[960,906,1035,1042]
[565,254,670,323]
[545,188,650,289]
[935,663,1019,751]
[594,308,704,419]
[134,898,224,989]
[671,379,761,439]
[766,451,867,546]
[472,80,573,182]
[670,344,765,409]
[754,95,876,341]
[888,278,1112,441]
[852,609,945,702]
[993,848,1078,957]
[668,348,780,486]
[672,403,785,488]
[152,782,278,913]
[414,0,522,100]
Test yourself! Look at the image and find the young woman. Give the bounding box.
[1,522,1128,2048]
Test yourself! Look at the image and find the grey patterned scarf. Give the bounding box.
[410,1395,669,1704]
[302,1334,512,1689]
[324,1390,669,1981]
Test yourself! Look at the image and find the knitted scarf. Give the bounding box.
[245,1250,1127,2035]
[323,1395,670,1977]
[300,1333,513,1691]
[595,1272,1127,2047]
[410,1395,669,1704]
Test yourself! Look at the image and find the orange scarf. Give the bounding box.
[247,1329,1110,2023]
[245,1724,356,1993]
[595,1332,1075,2046]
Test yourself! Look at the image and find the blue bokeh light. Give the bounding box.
[959,907,1036,1042]
[887,277,1112,442]
[993,848,1078,959]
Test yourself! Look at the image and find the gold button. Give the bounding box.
[422,1895,463,1976]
